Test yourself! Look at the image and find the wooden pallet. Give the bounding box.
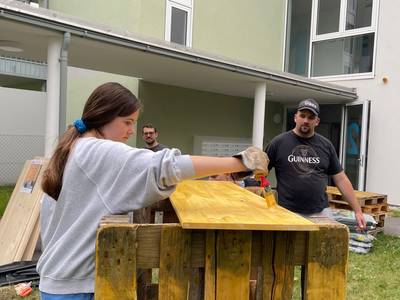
[326,186,387,206]
[327,186,388,228]
[368,226,384,236]
[95,217,349,300]
[329,201,389,214]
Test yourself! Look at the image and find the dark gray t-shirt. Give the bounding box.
[266,131,342,214]
[147,143,168,152]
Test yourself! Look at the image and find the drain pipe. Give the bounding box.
[59,32,70,136]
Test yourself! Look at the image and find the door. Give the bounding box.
[341,101,370,190]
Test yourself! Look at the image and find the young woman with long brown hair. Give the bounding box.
[37,82,268,299]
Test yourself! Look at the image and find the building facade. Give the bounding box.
[0,0,398,206]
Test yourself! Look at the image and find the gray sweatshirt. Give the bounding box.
[37,137,195,294]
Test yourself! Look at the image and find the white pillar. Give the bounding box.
[45,37,62,157]
[252,82,267,149]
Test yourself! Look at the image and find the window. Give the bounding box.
[317,0,341,34]
[312,33,374,76]
[165,0,193,47]
[285,0,378,79]
[285,0,312,76]
[346,0,373,30]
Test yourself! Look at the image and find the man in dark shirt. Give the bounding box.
[142,123,168,152]
[266,98,366,230]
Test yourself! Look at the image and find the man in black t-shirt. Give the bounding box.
[142,123,168,152]
[266,98,366,230]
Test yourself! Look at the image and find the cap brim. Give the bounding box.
[298,107,318,116]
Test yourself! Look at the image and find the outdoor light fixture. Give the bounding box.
[273,113,282,124]
[0,40,23,53]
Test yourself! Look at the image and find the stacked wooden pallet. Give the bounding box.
[327,186,388,233]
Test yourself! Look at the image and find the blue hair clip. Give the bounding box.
[73,119,87,134]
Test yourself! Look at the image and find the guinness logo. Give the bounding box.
[288,145,320,175]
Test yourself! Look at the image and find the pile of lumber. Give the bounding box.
[0,158,46,265]
[327,186,388,234]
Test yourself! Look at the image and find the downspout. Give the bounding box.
[59,32,70,136]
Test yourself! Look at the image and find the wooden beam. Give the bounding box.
[158,225,192,300]
[204,230,216,300]
[304,223,349,300]
[95,225,138,300]
[259,232,275,299]
[216,231,252,299]
[272,232,296,300]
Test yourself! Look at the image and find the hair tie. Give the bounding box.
[73,119,87,134]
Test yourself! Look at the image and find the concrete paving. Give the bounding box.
[383,216,400,236]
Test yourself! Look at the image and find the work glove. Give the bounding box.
[231,146,269,180]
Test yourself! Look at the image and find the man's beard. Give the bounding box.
[300,125,310,134]
[145,138,155,146]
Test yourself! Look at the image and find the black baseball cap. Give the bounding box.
[297,98,320,116]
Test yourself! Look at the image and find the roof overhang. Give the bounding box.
[0,0,358,103]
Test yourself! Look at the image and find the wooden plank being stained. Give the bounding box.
[0,158,47,264]
[170,180,318,231]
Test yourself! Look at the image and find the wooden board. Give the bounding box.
[21,216,40,261]
[170,180,318,231]
[95,225,138,300]
[215,230,252,299]
[204,231,216,300]
[304,219,349,300]
[158,225,191,300]
[271,232,295,299]
[0,158,47,265]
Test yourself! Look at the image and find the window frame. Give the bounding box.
[284,0,379,80]
[308,0,379,80]
[165,0,193,47]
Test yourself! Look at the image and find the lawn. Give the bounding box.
[390,207,400,218]
[0,185,14,218]
[291,233,400,299]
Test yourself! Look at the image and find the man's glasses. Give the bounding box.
[143,132,155,136]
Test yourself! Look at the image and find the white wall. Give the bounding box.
[0,87,46,184]
[331,1,400,205]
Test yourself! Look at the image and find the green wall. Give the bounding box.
[192,0,286,70]
[48,0,165,39]
[264,100,284,145]
[66,67,139,147]
[137,81,283,154]
[137,81,253,154]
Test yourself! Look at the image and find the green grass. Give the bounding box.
[347,234,400,300]
[390,208,400,218]
[292,233,400,299]
[0,185,14,218]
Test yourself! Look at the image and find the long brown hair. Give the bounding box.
[42,82,141,200]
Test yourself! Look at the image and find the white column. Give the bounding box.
[252,82,267,149]
[45,37,62,157]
